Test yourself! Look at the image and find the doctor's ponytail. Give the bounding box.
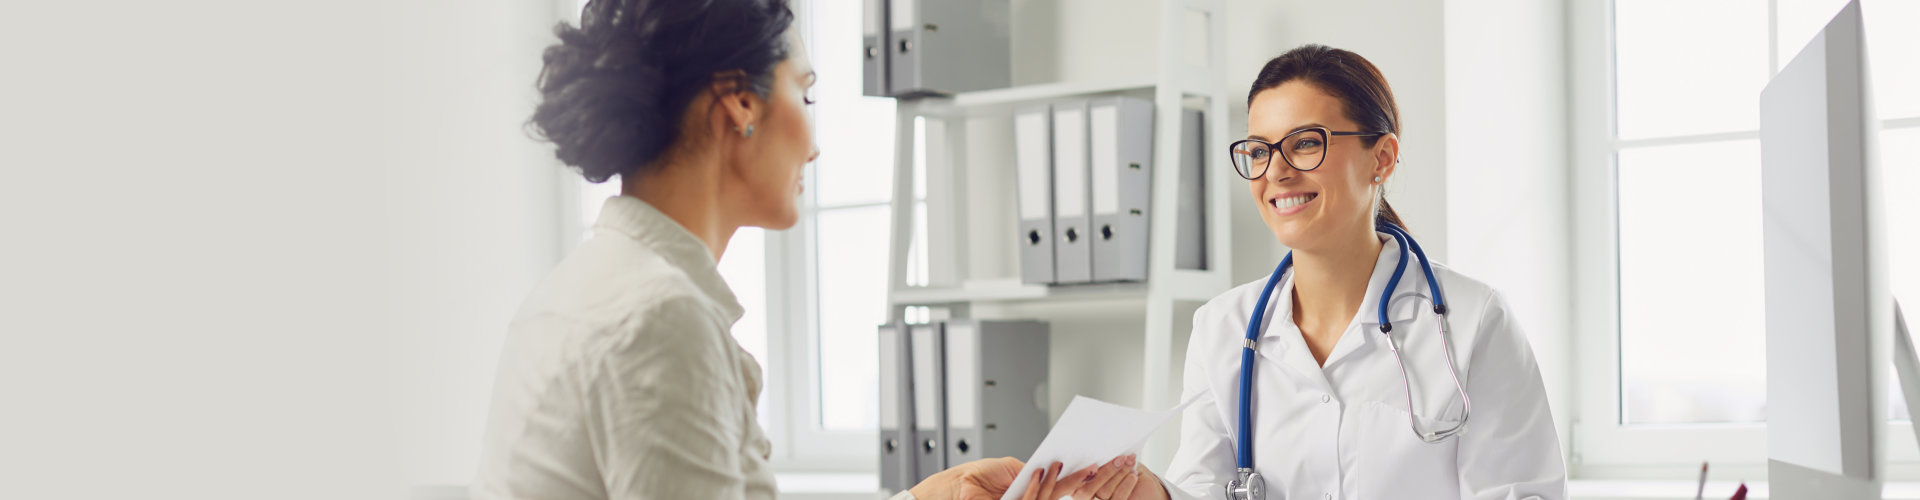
[1249,44,1409,232]
[1377,199,1406,232]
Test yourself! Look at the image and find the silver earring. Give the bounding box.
[1373,175,1382,183]
[741,125,755,138]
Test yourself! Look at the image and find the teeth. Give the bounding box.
[1272,194,1315,210]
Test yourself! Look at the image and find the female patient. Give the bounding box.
[471,0,1115,499]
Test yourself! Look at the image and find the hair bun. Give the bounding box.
[530,24,671,183]
[527,0,795,184]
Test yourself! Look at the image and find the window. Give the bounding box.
[1574,0,1920,472]
[559,0,904,469]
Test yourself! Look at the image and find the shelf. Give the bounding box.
[890,272,1227,306]
[906,75,1159,115]
[878,0,1233,471]
[890,278,1149,305]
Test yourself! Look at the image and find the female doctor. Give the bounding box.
[1101,45,1568,500]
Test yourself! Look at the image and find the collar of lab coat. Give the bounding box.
[1257,232,1432,361]
[592,195,746,323]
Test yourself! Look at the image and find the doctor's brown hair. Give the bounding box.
[1247,44,1407,232]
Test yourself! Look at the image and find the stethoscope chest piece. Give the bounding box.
[1225,222,1470,500]
[1225,468,1265,500]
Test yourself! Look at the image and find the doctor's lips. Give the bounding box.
[1268,191,1318,216]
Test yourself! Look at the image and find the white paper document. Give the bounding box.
[998,395,1201,500]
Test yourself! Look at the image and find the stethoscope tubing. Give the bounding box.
[1233,221,1462,473]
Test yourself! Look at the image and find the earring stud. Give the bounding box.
[1373,175,1382,183]
[742,125,755,138]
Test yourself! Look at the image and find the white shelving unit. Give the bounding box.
[882,0,1234,468]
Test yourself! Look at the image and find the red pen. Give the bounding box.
[1729,483,1748,500]
[1695,462,1708,500]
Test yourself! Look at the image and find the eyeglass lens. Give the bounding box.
[1230,129,1329,179]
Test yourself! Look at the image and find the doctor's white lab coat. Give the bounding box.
[1160,233,1566,500]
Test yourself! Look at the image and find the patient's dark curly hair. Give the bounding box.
[530,0,795,183]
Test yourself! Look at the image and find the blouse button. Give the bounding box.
[1321,394,1332,404]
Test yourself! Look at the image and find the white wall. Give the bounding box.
[1,1,413,498]
[1010,0,1162,85]
[1443,0,1576,464]
[387,0,567,487]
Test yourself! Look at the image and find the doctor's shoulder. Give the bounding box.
[1188,277,1280,344]
[1424,262,1534,357]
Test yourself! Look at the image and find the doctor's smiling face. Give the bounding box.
[1245,79,1398,253]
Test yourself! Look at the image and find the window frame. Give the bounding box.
[767,0,903,471]
[1570,0,1920,478]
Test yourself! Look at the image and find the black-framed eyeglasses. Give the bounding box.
[1229,127,1387,180]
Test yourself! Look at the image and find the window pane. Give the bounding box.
[1887,126,1920,352]
[1615,0,1769,140]
[1777,0,1853,71]
[1883,126,1919,421]
[1618,139,1767,424]
[810,0,897,207]
[815,205,890,431]
[717,227,771,426]
[1865,1,1920,120]
[1881,127,1912,401]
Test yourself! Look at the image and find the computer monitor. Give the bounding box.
[1760,1,1895,498]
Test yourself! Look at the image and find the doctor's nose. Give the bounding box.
[1263,165,1296,185]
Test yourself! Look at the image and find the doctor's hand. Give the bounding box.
[1054,455,1171,500]
[908,457,1028,500]
[997,460,1107,500]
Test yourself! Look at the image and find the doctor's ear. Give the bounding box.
[1371,133,1399,183]
[1372,133,1399,166]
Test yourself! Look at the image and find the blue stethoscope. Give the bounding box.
[1224,221,1472,500]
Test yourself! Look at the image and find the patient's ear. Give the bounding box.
[709,70,760,138]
